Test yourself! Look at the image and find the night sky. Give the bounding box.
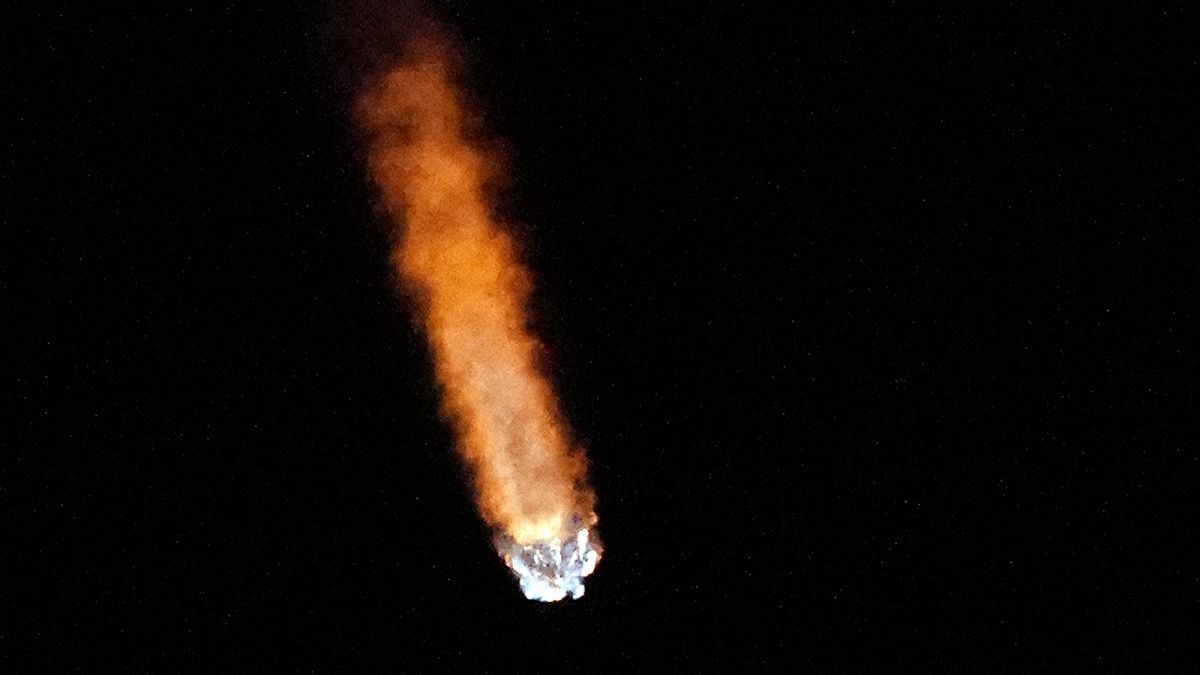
[7,1,1196,669]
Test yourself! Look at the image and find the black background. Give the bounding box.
[6,1,1196,669]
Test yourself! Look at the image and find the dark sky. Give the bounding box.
[7,1,1196,669]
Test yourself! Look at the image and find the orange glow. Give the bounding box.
[357,33,597,549]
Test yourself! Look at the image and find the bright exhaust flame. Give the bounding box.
[357,31,600,600]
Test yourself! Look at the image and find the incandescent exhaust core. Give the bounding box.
[355,27,601,600]
[498,524,602,602]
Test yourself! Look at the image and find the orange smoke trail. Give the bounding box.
[356,31,600,599]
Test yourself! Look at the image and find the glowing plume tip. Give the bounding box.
[499,528,601,602]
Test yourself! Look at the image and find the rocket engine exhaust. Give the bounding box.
[355,27,601,601]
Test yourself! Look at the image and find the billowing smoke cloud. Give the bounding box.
[355,23,601,600]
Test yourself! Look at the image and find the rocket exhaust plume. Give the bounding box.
[356,26,601,601]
